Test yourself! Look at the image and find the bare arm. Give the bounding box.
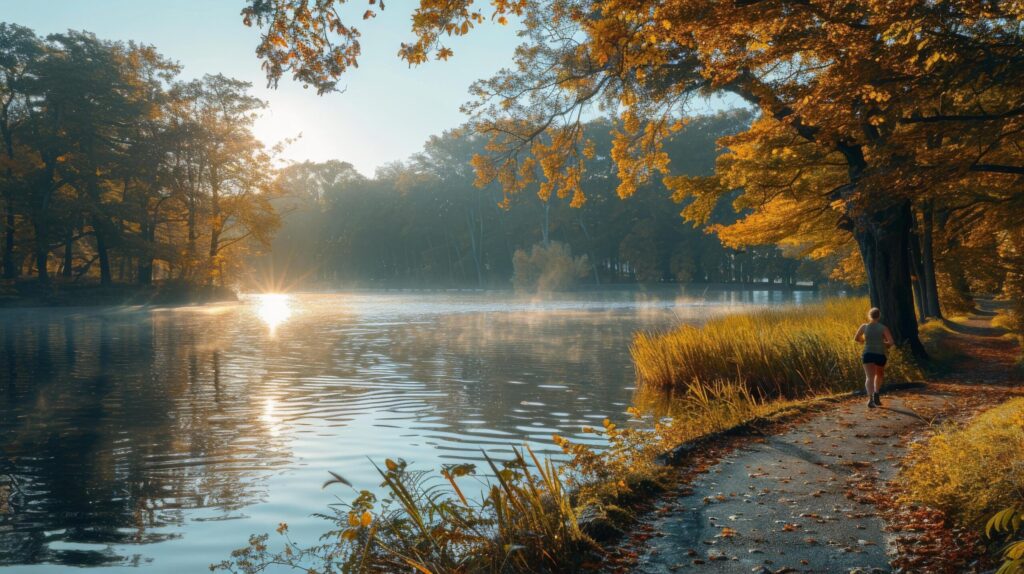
[883,326,896,347]
[854,324,866,343]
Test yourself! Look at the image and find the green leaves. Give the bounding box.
[987,505,1023,539]
[988,506,1024,574]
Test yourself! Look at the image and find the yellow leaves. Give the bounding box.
[581,138,595,160]
[345,511,372,530]
[436,47,454,61]
[860,85,891,104]
[922,49,956,71]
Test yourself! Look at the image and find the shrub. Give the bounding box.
[631,297,922,399]
[212,448,592,574]
[511,242,589,292]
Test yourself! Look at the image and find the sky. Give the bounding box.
[2,0,525,176]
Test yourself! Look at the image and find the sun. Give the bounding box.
[254,293,293,336]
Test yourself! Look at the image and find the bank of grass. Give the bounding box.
[899,398,1024,571]
[214,297,924,574]
[993,302,1024,369]
[632,297,923,397]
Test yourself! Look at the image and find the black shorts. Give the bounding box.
[862,352,887,367]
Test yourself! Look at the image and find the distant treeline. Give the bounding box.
[264,112,830,290]
[0,23,828,294]
[0,24,278,288]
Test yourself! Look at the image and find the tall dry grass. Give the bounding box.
[631,297,922,398]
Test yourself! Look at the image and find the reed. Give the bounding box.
[631,297,922,398]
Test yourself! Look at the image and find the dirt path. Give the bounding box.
[620,306,1022,574]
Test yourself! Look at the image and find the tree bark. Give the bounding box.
[853,200,926,359]
[919,201,942,318]
[908,226,928,323]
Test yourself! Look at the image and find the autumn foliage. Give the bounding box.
[243,0,1024,359]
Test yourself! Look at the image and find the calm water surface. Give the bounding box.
[0,289,817,571]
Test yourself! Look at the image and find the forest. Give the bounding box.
[0,23,827,297]
[0,24,278,291]
[267,112,832,290]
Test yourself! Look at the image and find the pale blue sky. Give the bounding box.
[2,0,526,176]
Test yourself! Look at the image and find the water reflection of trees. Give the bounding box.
[0,309,291,566]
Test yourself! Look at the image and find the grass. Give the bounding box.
[631,297,923,398]
[900,397,1024,528]
[899,398,1024,573]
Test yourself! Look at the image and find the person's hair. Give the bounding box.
[868,307,881,320]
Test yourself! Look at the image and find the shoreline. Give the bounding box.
[0,281,238,309]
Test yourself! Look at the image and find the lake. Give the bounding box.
[0,289,818,571]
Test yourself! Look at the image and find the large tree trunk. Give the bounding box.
[854,200,926,359]
[908,226,928,323]
[919,201,942,318]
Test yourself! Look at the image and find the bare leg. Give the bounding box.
[863,363,876,398]
[874,365,885,395]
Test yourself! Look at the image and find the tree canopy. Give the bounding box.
[241,0,1024,355]
[0,24,280,287]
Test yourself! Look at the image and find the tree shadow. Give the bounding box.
[941,318,1005,338]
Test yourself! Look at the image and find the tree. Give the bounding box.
[240,0,1024,358]
[0,25,282,288]
[0,23,41,280]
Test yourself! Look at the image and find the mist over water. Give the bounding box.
[0,289,818,572]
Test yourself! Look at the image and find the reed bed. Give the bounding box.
[631,297,922,398]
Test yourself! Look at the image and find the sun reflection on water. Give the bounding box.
[254,293,292,336]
